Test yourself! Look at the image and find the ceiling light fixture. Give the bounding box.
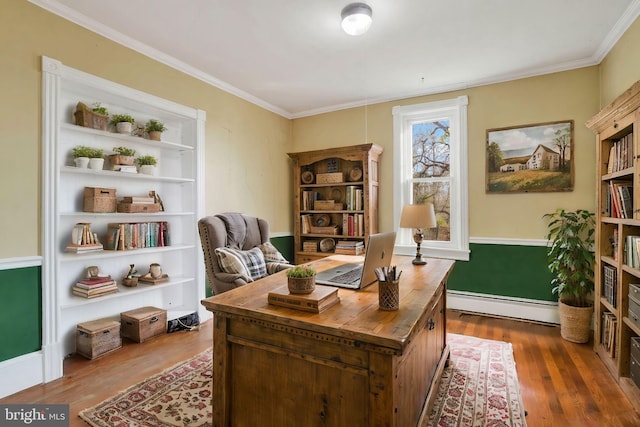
[341,3,373,36]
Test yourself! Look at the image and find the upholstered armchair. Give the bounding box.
[198,213,293,295]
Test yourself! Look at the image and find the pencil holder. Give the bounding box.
[378,280,399,311]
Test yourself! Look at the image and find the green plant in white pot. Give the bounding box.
[88,148,106,171]
[110,113,135,134]
[72,145,93,168]
[136,154,158,175]
[543,208,595,343]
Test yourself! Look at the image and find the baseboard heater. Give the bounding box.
[447,290,560,325]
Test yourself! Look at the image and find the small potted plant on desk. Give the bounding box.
[544,208,595,343]
[136,154,158,175]
[286,265,316,294]
[110,114,136,134]
[145,119,167,141]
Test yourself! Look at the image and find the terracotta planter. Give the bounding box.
[109,154,134,166]
[148,130,162,141]
[287,276,316,294]
[558,300,593,343]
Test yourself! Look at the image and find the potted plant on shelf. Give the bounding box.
[72,145,93,168]
[145,119,167,141]
[136,154,158,175]
[543,208,595,343]
[110,114,135,134]
[110,146,136,167]
[88,148,106,170]
[286,265,316,294]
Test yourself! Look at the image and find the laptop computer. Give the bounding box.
[315,231,396,289]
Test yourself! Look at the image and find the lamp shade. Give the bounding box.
[341,3,373,36]
[400,204,437,229]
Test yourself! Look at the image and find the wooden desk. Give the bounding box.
[201,255,454,427]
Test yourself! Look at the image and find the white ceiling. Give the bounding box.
[33,0,640,119]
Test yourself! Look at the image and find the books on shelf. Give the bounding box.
[606,132,634,174]
[268,284,340,313]
[66,223,103,253]
[601,311,617,358]
[122,196,155,204]
[602,265,617,307]
[607,181,633,219]
[625,235,640,269]
[72,275,118,299]
[334,240,365,255]
[105,221,170,250]
[342,213,364,237]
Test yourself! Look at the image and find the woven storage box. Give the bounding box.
[121,306,167,343]
[83,187,116,213]
[316,172,344,184]
[117,203,161,213]
[76,318,121,359]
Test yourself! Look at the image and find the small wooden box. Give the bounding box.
[303,241,319,252]
[314,200,335,210]
[83,187,117,213]
[76,318,121,359]
[629,296,640,330]
[117,203,161,213]
[74,108,108,131]
[316,172,344,184]
[120,306,167,343]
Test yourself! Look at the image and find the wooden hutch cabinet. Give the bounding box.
[586,80,640,408]
[287,144,383,265]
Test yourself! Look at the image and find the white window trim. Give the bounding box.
[392,96,470,261]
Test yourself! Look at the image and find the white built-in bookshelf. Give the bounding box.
[41,56,207,381]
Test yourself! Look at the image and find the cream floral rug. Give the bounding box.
[79,350,212,426]
[427,333,527,427]
[80,334,526,426]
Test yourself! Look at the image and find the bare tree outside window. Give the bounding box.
[412,121,451,242]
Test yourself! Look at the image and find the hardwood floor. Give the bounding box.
[2,310,639,426]
[447,310,640,427]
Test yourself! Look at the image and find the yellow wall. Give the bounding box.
[599,16,640,106]
[292,68,600,241]
[0,2,293,258]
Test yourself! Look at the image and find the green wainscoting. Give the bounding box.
[448,243,554,301]
[270,236,294,265]
[0,266,41,362]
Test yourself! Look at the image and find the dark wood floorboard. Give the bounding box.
[2,310,639,426]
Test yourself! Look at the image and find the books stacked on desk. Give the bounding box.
[268,284,339,313]
[72,275,118,299]
[334,240,364,255]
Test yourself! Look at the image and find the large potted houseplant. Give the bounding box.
[544,208,595,343]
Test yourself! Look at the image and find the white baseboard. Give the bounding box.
[0,352,44,399]
[447,290,560,324]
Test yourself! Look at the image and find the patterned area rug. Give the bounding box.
[427,333,527,427]
[78,350,213,426]
[79,334,526,427]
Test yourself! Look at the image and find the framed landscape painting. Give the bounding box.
[486,120,574,193]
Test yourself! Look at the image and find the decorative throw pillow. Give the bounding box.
[215,247,267,281]
[258,241,289,263]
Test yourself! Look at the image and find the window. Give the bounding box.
[392,96,469,261]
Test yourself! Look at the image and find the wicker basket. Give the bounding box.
[558,301,593,343]
[74,106,108,131]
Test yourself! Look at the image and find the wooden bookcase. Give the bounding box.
[41,56,206,380]
[587,80,640,407]
[287,144,382,264]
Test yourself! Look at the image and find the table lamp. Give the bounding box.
[399,203,437,265]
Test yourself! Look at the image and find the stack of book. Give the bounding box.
[334,240,364,255]
[268,285,339,313]
[65,222,103,253]
[72,275,118,299]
